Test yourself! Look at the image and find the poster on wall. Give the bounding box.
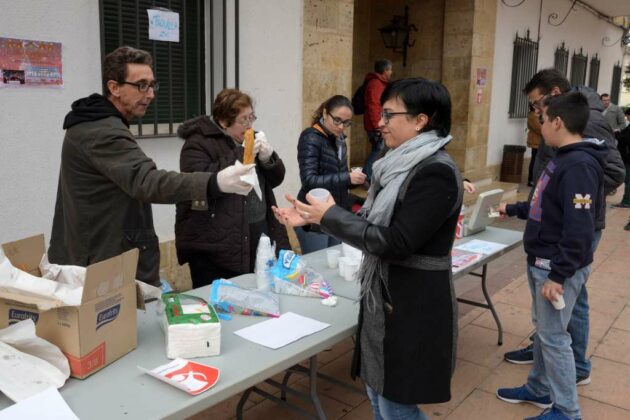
[147,9,180,42]
[0,37,63,88]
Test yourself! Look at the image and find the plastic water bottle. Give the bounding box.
[255,234,275,291]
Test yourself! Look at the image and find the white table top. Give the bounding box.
[0,275,359,420]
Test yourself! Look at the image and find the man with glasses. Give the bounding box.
[49,46,254,288]
[362,59,393,181]
[501,68,624,386]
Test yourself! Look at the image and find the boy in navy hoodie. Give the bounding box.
[496,92,607,420]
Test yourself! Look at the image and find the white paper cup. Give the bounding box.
[338,256,350,277]
[551,294,565,310]
[344,260,360,281]
[351,166,363,173]
[326,249,341,268]
[308,188,331,202]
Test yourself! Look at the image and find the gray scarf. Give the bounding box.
[357,130,452,310]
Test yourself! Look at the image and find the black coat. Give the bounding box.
[297,124,352,211]
[615,125,630,164]
[174,116,290,273]
[320,151,462,404]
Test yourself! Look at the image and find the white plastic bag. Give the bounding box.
[0,320,70,402]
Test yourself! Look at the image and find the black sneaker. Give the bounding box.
[625,222,630,232]
[576,375,591,386]
[504,343,534,364]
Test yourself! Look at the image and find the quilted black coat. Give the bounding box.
[297,124,352,210]
[174,116,290,273]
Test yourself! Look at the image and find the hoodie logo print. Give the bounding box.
[573,194,592,209]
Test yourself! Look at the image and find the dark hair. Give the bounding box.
[624,107,630,116]
[102,46,153,97]
[543,92,589,135]
[374,59,392,74]
[522,68,571,95]
[380,77,452,137]
[311,95,353,126]
[600,93,610,99]
[212,88,253,127]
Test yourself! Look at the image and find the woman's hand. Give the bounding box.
[272,193,336,226]
[349,171,367,186]
[272,205,307,227]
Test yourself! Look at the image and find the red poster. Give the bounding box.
[0,37,63,88]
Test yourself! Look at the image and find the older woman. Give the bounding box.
[274,78,462,419]
[295,95,367,254]
[175,88,290,288]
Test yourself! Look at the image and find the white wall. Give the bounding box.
[487,0,626,168]
[0,0,304,245]
[0,0,101,244]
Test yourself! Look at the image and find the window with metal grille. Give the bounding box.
[611,62,622,104]
[569,48,587,86]
[553,41,569,76]
[100,0,205,137]
[588,54,599,90]
[509,30,538,119]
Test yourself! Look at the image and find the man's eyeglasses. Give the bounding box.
[529,94,548,110]
[235,114,257,127]
[120,80,160,92]
[330,115,352,128]
[380,110,414,124]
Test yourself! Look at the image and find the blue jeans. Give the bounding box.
[526,264,591,419]
[528,230,600,378]
[365,385,428,420]
[364,131,384,181]
[295,226,340,255]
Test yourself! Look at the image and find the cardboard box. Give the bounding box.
[0,234,139,379]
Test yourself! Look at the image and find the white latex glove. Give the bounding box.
[254,131,273,162]
[217,163,255,195]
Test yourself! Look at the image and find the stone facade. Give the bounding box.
[442,0,497,181]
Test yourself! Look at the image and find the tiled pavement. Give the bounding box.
[190,187,630,420]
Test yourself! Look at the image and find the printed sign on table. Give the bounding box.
[148,9,180,42]
[139,358,220,395]
[0,37,63,88]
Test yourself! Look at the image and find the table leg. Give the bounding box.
[479,265,503,345]
[236,387,254,420]
[308,356,326,420]
[456,264,504,345]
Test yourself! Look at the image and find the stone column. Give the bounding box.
[442,0,497,180]
[302,0,355,129]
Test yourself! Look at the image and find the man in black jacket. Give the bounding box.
[502,68,625,383]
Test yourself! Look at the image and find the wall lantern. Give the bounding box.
[378,6,417,66]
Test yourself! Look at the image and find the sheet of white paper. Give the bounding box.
[455,239,507,255]
[234,312,330,349]
[0,387,79,420]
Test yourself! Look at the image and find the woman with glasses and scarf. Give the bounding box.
[175,88,290,288]
[275,78,462,419]
[295,95,367,254]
